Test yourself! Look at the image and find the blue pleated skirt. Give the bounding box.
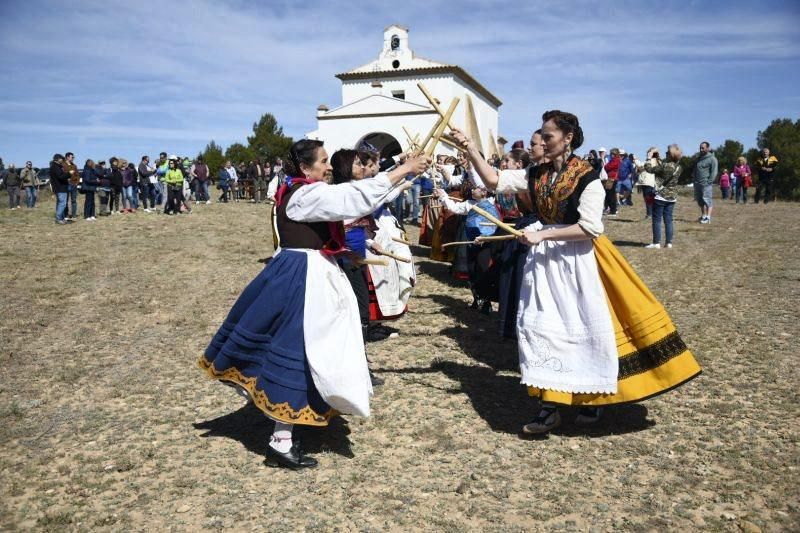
[199,250,332,426]
[497,214,535,339]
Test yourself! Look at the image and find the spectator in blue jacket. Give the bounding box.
[617,152,636,206]
[217,165,230,203]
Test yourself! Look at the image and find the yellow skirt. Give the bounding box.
[528,235,701,406]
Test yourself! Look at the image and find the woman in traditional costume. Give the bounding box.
[453,110,700,434]
[200,139,429,468]
[430,156,465,262]
[360,151,416,339]
[497,135,543,338]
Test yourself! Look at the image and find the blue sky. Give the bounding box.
[1,0,798,167]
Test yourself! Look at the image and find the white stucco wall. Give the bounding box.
[313,73,499,156]
[308,111,460,158]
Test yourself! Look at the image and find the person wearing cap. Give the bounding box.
[20,161,40,208]
[50,154,71,224]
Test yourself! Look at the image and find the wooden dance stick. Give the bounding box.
[424,98,459,157]
[403,126,420,149]
[419,193,462,201]
[440,136,467,153]
[391,236,411,245]
[357,257,389,267]
[418,83,456,131]
[469,204,524,237]
[475,234,517,242]
[479,221,495,226]
[374,250,412,263]
[441,240,475,248]
[414,97,459,157]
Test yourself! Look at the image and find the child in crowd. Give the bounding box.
[719,168,731,200]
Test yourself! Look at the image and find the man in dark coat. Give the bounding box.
[50,154,71,224]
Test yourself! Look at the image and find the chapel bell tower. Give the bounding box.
[377,25,412,71]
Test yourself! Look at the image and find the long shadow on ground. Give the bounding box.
[379,361,653,438]
[193,403,355,458]
[612,240,645,248]
[427,293,518,372]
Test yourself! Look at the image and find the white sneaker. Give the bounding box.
[645,243,661,249]
[666,243,673,249]
[206,200,211,204]
[522,408,561,434]
[575,407,603,425]
[700,217,710,224]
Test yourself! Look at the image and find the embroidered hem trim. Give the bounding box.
[199,355,332,427]
[617,331,688,380]
[519,375,618,395]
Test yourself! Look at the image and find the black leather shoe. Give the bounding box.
[264,443,318,470]
[370,370,385,387]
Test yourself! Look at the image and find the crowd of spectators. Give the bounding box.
[0,153,286,223]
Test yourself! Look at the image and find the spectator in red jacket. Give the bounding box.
[603,148,621,216]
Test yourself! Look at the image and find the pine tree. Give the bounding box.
[247,113,293,163]
[225,143,254,166]
[756,118,799,200]
[202,140,225,177]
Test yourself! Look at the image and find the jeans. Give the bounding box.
[652,199,675,245]
[640,185,655,217]
[7,186,20,208]
[410,183,421,221]
[68,184,78,217]
[83,192,96,218]
[735,183,748,203]
[720,186,731,200]
[123,185,136,209]
[25,185,37,208]
[198,180,210,202]
[218,185,229,203]
[140,183,156,208]
[392,192,405,221]
[55,192,68,221]
[155,181,165,205]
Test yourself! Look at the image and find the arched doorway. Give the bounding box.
[357,132,402,161]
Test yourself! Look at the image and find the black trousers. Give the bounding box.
[343,263,370,326]
[754,178,775,204]
[165,186,182,213]
[604,183,618,214]
[109,189,121,212]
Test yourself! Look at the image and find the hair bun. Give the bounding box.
[571,125,584,151]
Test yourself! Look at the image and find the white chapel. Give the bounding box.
[306,25,503,159]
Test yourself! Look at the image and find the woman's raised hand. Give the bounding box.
[449,128,473,151]
[404,154,431,176]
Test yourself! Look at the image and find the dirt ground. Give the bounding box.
[0,191,798,532]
